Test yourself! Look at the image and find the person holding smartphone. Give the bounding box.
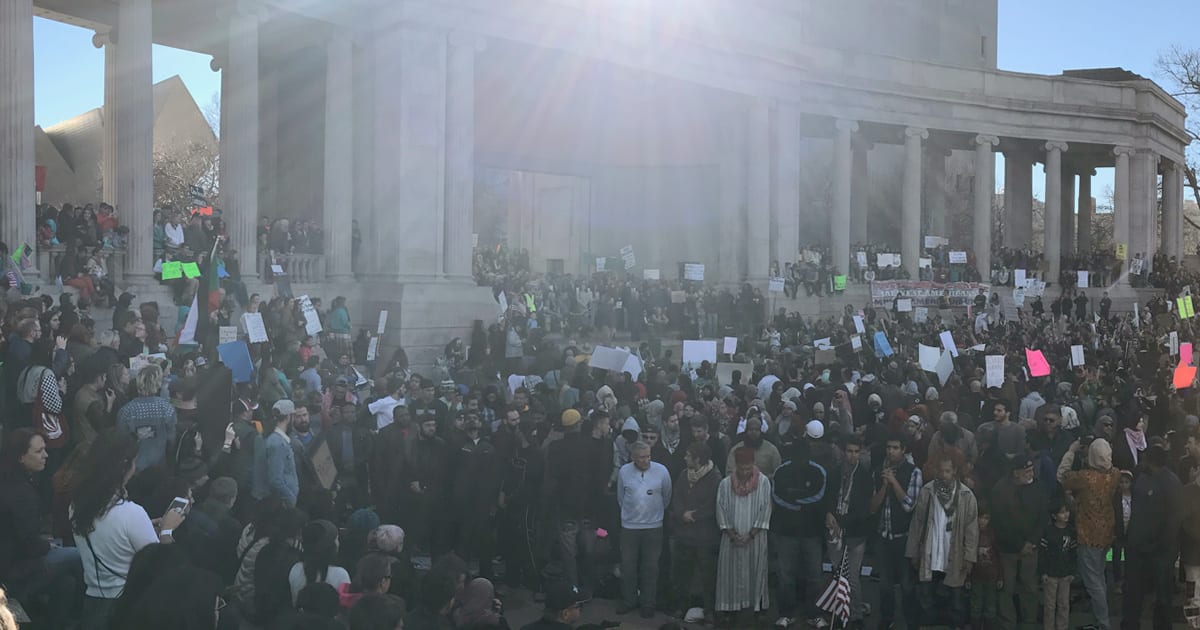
[70,429,187,630]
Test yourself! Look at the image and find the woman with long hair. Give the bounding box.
[70,429,186,630]
[0,429,82,627]
[288,519,350,606]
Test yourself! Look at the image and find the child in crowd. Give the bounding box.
[1039,501,1077,630]
[969,503,1000,630]
[1112,469,1134,591]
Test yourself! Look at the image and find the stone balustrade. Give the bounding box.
[37,246,125,285]
[258,252,327,283]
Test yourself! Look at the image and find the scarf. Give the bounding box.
[1125,428,1146,465]
[731,467,761,496]
[933,479,958,518]
[687,460,714,485]
[663,425,681,454]
[837,462,858,516]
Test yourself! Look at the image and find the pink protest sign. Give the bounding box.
[1025,348,1050,377]
[1184,343,1194,367]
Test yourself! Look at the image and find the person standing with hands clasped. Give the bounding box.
[1039,501,1077,630]
[616,441,672,618]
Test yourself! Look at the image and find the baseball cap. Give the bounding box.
[544,580,589,611]
[272,399,296,415]
[1010,454,1034,471]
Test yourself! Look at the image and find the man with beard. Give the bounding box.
[543,409,608,591]
[287,404,323,509]
[495,411,545,590]
[322,401,373,512]
[1121,444,1183,630]
[689,417,730,476]
[452,410,503,580]
[403,415,452,557]
[991,455,1049,630]
[725,414,781,478]
[371,405,412,524]
[906,458,979,628]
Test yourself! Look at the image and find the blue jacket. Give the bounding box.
[265,430,299,506]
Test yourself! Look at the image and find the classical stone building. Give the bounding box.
[0,0,1189,364]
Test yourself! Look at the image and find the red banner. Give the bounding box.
[34,166,47,192]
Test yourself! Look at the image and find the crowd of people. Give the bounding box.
[5,225,1200,630]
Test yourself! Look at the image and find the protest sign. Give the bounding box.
[242,313,269,343]
[853,315,865,333]
[377,311,389,335]
[716,362,753,385]
[851,335,862,351]
[897,298,912,312]
[768,277,785,293]
[1184,342,1194,366]
[298,296,323,335]
[723,337,738,355]
[919,344,940,372]
[949,251,967,264]
[1071,345,1085,367]
[217,341,253,383]
[643,269,660,280]
[1014,269,1026,287]
[271,264,284,275]
[1116,243,1127,260]
[219,326,238,344]
[1175,363,1197,389]
[1025,349,1050,377]
[681,340,717,366]
[856,252,868,267]
[622,353,643,381]
[182,262,201,279]
[684,263,705,281]
[919,257,932,269]
[813,337,833,350]
[936,351,954,386]
[1169,331,1180,357]
[924,236,940,249]
[670,290,686,304]
[914,307,928,324]
[310,441,338,490]
[940,330,958,357]
[986,355,1005,388]
[833,276,846,291]
[1012,287,1025,307]
[367,336,378,361]
[1077,271,1089,288]
[874,332,894,357]
[161,261,183,280]
[869,281,991,308]
[596,257,606,271]
[590,346,632,372]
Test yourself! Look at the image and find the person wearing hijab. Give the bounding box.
[1057,438,1120,630]
[1112,413,1147,473]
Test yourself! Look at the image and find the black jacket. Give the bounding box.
[669,466,721,547]
[1126,466,1183,555]
[543,432,607,520]
[0,472,49,583]
[832,461,876,539]
[990,476,1050,554]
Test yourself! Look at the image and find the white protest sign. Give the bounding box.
[298,296,323,335]
[620,245,634,257]
[367,336,379,361]
[877,253,892,267]
[723,336,738,355]
[856,251,868,267]
[914,307,928,324]
[715,362,753,387]
[270,264,284,275]
[682,340,718,366]
[624,254,636,270]
[949,251,967,264]
[596,257,607,271]
[219,326,238,344]
[897,298,913,312]
[622,353,644,380]
[768,277,785,293]
[919,257,932,269]
[853,315,865,334]
[940,330,958,357]
[936,350,954,386]
[241,313,268,343]
[1071,344,1086,367]
[986,355,1005,388]
[684,263,705,281]
[924,236,941,249]
[814,337,833,350]
[643,269,660,280]
[1012,287,1026,307]
[851,335,862,351]
[1077,271,1089,288]
[590,346,632,372]
[919,344,941,371]
[377,311,389,335]
[1014,269,1026,287]
[1170,331,1180,357]
[472,233,479,248]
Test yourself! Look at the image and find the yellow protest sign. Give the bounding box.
[1115,243,1127,261]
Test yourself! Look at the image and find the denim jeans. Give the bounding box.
[827,537,867,621]
[877,535,918,629]
[558,517,596,588]
[1077,545,1110,630]
[773,533,825,619]
[621,527,663,609]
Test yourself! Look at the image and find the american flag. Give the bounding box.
[816,546,851,625]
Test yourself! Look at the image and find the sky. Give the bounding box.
[30,2,1198,200]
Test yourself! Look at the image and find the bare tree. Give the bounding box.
[154,142,218,210]
[1155,46,1200,237]
[202,92,221,139]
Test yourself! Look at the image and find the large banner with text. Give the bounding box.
[870,281,991,308]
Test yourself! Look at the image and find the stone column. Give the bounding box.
[746,100,771,281]
[717,114,745,284]
[221,6,260,277]
[771,103,802,270]
[974,135,999,278]
[323,35,354,280]
[115,0,155,277]
[924,147,948,239]
[1077,170,1093,253]
[1043,141,1068,283]
[832,120,857,276]
[1163,163,1183,258]
[902,126,926,278]
[0,0,36,261]
[1129,151,1160,268]
[850,139,870,244]
[1113,146,1133,258]
[1003,152,1034,248]
[444,33,484,280]
[93,32,119,206]
[1060,169,1075,257]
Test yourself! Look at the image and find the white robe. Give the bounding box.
[715,473,773,612]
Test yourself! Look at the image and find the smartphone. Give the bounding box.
[168,497,190,514]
